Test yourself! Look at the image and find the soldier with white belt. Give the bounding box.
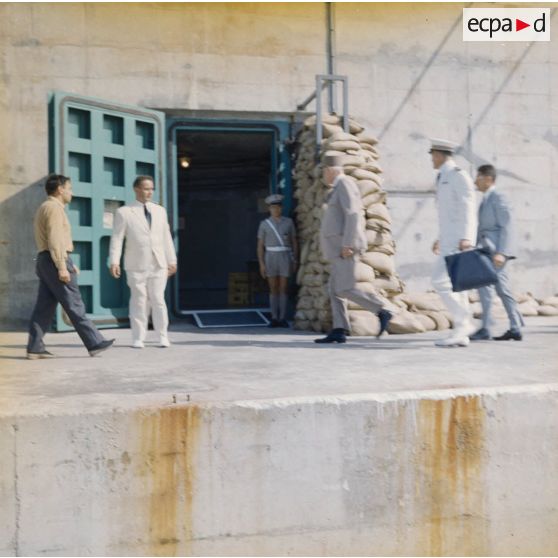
[429,139,477,347]
[257,194,298,328]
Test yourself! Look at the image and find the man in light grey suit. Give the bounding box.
[470,164,524,341]
[315,154,397,344]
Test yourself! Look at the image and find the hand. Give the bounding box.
[110,264,121,279]
[168,264,177,277]
[459,239,472,251]
[341,246,354,259]
[493,253,506,268]
[58,269,71,284]
[259,263,266,279]
[432,240,440,255]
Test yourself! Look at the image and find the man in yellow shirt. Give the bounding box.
[26,174,114,358]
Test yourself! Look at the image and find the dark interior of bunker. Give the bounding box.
[176,130,273,312]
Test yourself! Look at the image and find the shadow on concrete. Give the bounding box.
[0,176,48,329]
[172,339,427,351]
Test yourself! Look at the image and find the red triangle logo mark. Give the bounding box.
[516,19,530,31]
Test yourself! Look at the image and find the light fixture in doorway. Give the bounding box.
[179,156,190,169]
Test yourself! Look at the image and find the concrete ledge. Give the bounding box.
[1,386,557,556]
[1,319,557,555]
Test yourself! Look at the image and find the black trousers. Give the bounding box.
[27,252,104,353]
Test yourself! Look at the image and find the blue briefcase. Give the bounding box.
[444,248,499,292]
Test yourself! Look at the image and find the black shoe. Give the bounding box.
[377,310,393,338]
[314,328,347,344]
[89,339,115,357]
[267,319,279,328]
[470,328,490,341]
[26,350,55,360]
[277,319,290,328]
[493,330,522,341]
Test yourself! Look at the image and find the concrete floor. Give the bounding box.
[1,317,557,418]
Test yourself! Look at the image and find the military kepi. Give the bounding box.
[429,138,457,154]
[265,194,284,205]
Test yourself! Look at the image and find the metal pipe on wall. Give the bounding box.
[325,2,337,114]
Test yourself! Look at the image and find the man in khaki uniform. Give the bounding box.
[26,174,114,358]
[257,194,298,327]
[315,154,397,343]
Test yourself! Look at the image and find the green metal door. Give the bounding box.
[49,92,166,331]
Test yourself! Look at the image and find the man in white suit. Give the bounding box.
[430,139,477,348]
[109,176,177,348]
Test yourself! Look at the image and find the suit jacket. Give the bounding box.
[109,200,177,272]
[436,159,477,255]
[477,187,514,256]
[320,174,367,262]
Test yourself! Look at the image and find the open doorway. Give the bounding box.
[175,128,275,316]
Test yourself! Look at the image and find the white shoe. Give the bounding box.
[159,336,171,348]
[132,340,145,349]
[435,335,470,348]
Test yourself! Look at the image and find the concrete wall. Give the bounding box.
[1,2,558,325]
[1,387,557,555]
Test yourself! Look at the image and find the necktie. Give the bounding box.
[436,172,441,185]
[144,204,152,228]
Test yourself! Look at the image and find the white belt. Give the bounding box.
[266,246,291,252]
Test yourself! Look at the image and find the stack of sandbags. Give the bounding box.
[536,295,558,316]
[292,114,415,336]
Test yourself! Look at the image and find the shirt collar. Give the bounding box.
[132,200,151,208]
[484,185,496,197]
[333,173,345,187]
[48,196,66,209]
[439,158,456,174]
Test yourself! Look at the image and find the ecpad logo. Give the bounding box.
[463,8,550,42]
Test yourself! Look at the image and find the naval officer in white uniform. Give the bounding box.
[109,175,177,348]
[430,139,477,347]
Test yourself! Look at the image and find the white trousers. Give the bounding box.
[126,258,169,342]
[431,255,471,334]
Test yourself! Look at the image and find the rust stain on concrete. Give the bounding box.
[140,405,201,556]
[417,396,487,556]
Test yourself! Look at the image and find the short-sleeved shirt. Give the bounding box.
[257,217,295,249]
[33,197,74,271]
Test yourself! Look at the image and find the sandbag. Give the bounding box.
[297,295,314,310]
[326,140,361,152]
[424,311,451,330]
[357,134,379,145]
[304,308,318,321]
[387,311,426,334]
[304,114,339,126]
[414,313,437,331]
[365,203,392,223]
[294,320,310,331]
[357,179,381,196]
[400,292,446,312]
[366,229,392,248]
[354,261,376,282]
[540,296,558,307]
[362,191,387,207]
[538,305,558,316]
[519,301,539,317]
[349,311,380,336]
[361,252,395,276]
[350,168,381,181]
[373,275,403,295]
[328,131,361,143]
